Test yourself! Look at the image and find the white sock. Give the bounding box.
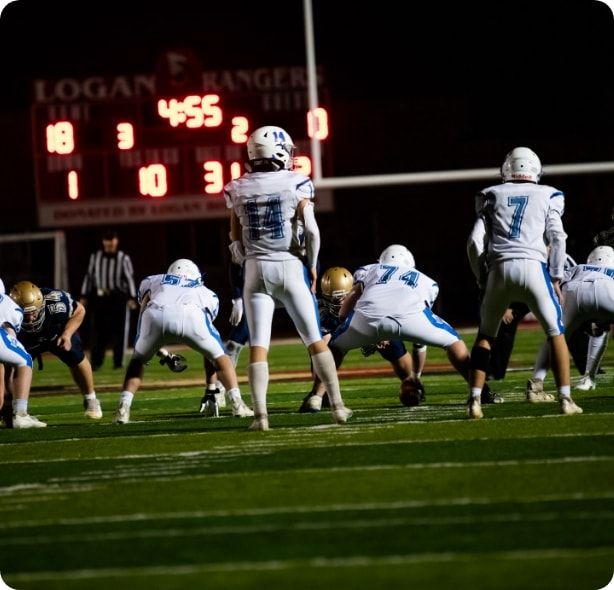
[120,391,134,407]
[586,333,608,378]
[84,392,97,400]
[227,387,242,403]
[471,387,482,400]
[13,398,28,414]
[311,350,343,409]
[532,341,549,381]
[558,385,571,398]
[248,362,268,418]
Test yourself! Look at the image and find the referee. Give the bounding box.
[80,229,138,370]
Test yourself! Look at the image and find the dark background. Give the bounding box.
[1,0,613,335]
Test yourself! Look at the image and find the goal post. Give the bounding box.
[0,231,68,292]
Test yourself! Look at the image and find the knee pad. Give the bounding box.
[376,317,402,340]
[470,345,491,372]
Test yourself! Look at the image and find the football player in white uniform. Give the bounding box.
[529,245,614,393]
[329,245,475,405]
[224,125,351,430]
[0,287,46,428]
[112,259,253,424]
[466,147,581,419]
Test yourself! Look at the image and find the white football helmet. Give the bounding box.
[501,147,542,183]
[587,245,614,266]
[167,259,202,282]
[246,126,295,170]
[378,244,415,267]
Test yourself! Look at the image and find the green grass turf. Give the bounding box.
[1,326,613,590]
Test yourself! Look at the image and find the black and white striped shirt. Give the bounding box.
[80,250,137,299]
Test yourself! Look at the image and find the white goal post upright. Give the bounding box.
[0,231,68,290]
[303,0,614,191]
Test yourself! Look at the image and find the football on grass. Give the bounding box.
[399,379,421,407]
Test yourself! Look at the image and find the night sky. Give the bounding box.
[1,0,613,323]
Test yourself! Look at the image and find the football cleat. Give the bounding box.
[559,397,583,415]
[113,401,131,424]
[332,406,353,424]
[525,378,555,402]
[298,393,323,413]
[575,375,596,391]
[83,398,103,419]
[13,412,47,429]
[226,390,254,417]
[481,383,503,404]
[465,397,483,420]
[159,353,188,373]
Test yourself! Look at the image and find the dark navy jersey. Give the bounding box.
[319,299,342,336]
[17,288,77,356]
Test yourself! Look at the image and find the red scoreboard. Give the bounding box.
[31,62,330,227]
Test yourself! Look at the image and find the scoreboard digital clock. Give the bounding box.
[31,61,331,228]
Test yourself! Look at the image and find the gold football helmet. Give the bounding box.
[10,280,45,331]
[320,266,353,317]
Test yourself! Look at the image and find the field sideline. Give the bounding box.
[1,326,613,590]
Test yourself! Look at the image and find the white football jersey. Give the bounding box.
[562,264,614,287]
[476,181,566,271]
[224,170,314,261]
[138,274,219,320]
[0,292,24,332]
[355,263,439,317]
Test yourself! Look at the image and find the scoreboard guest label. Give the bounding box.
[31,55,331,227]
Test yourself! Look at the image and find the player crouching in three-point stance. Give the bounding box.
[328,244,474,405]
[10,280,102,420]
[224,125,351,431]
[113,259,252,424]
[466,146,581,419]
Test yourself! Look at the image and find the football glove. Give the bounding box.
[159,353,188,373]
[229,298,243,326]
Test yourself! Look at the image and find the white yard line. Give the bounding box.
[4,511,614,546]
[1,491,613,531]
[6,547,614,582]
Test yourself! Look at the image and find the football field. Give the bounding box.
[1,327,613,590]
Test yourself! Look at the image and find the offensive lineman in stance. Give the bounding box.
[466,146,581,419]
[328,244,474,407]
[113,258,252,424]
[9,280,102,420]
[224,125,351,430]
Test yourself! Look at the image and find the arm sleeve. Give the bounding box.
[467,216,488,284]
[301,201,320,268]
[546,212,567,279]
